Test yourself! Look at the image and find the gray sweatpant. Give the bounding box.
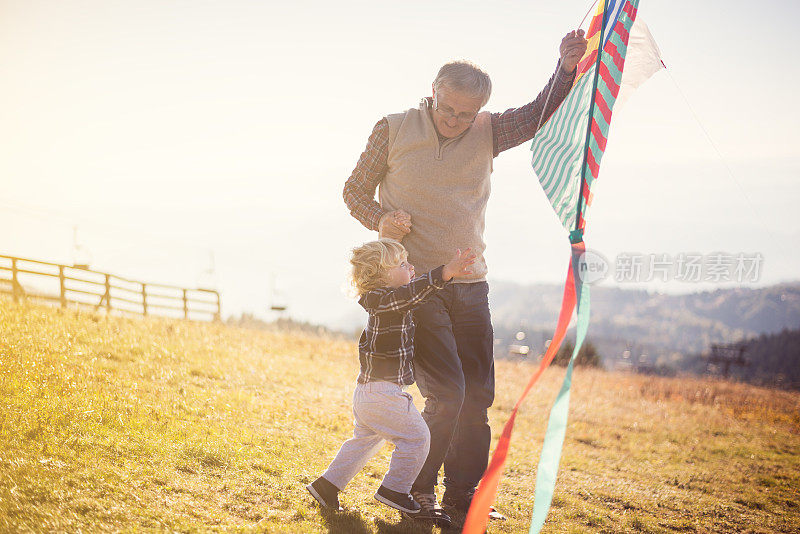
[322,380,430,493]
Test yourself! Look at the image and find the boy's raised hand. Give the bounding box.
[443,248,477,281]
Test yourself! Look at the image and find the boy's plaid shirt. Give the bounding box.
[357,265,449,385]
[343,62,576,231]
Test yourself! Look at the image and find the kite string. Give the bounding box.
[531,0,599,150]
[663,67,790,275]
[664,68,763,227]
[531,60,563,145]
[578,0,601,28]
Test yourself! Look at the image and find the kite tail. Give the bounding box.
[462,245,579,534]
[529,237,590,533]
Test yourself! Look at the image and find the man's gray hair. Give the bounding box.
[433,60,492,107]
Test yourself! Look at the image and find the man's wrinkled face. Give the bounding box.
[431,85,483,139]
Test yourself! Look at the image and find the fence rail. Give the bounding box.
[0,254,220,321]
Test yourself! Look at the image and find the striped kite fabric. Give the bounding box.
[532,0,639,232]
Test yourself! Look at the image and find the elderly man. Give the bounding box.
[343,31,587,523]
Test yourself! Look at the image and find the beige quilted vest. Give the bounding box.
[380,99,494,282]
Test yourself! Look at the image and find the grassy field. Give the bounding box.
[1,298,798,533]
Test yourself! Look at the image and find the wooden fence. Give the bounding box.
[0,254,220,321]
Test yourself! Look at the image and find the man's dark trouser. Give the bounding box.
[410,281,495,496]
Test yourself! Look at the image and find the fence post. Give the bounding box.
[59,265,66,308]
[105,274,112,313]
[3,255,221,323]
[11,258,19,303]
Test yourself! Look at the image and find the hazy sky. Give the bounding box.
[1,0,798,328]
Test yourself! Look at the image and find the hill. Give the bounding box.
[490,281,800,368]
[1,298,799,532]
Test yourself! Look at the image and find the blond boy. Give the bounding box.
[307,239,474,517]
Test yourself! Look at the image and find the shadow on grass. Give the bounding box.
[319,507,373,534]
[319,507,439,533]
[374,514,436,534]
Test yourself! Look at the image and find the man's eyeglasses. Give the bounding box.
[434,96,478,125]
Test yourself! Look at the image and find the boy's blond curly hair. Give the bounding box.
[350,238,408,296]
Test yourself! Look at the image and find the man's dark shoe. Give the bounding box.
[306,476,343,511]
[406,491,452,527]
[443,489,506,520]
[374,485,421,513]
[442,489,472,512]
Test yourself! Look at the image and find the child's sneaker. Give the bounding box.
[374,485,421,513]
[306,477,343,511]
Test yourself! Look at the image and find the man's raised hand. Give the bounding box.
[378,210,412,241]
[560,29,588,73]
[443,248,477,281]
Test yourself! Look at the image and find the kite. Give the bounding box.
[463,1,664,532]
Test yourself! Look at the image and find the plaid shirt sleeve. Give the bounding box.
[359,266,448,315]
[491,61,577,157]
[343,118,390,231]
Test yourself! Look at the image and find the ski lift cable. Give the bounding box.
[0,198,215,256]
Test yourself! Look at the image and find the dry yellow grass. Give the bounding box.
[1,298,798,533]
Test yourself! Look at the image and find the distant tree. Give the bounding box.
[553,339,602,367]
[737,328,800,389]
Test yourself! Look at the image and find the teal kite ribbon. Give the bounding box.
[529,245,591,534]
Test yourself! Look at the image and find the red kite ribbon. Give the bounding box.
[462,241,584,534]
